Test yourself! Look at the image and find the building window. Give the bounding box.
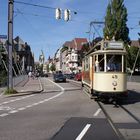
[75,55,77,60]
[71,56,74,60]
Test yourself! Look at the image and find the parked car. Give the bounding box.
[64,73,75,79]
[74,72,82,81]
[53,73,66,82]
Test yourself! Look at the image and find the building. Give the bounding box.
[62,38,88,73]
[54,48,62,71]
[14,36,34,73]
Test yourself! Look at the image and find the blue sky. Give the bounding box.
[1,0,140,61]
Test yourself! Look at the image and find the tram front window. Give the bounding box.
[106,55,122,72]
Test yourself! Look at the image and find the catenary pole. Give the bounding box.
[8,0,14,89]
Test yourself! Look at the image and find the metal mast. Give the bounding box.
[8,0,14,89]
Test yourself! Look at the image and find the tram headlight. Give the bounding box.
[112,81,117,86]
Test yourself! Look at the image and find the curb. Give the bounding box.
[5,78,44,98]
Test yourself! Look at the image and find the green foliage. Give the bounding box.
[103,0,130,43]
[4,88,18,95]
[81,43,90,53]
[47,64,50,72]
[50,63,56,72]
[61,46,68,53]
[0,71,7,86]
[128,46,140,70]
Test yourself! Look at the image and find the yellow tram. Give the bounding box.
[82,40,127,99]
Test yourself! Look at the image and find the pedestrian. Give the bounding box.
[28,71,32,78]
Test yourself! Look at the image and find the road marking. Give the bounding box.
[0,80,65,118]
[9,110,18,114]
[38,101,44,104]
[76,124,91,140]
[18,107,26,111]
[0,106,14,111]
[33,102,40,106]
[0,113,9,117]
[94,108,101,116]
[26,105,33,108]
[47,79,65,91]
[0,94,35,106]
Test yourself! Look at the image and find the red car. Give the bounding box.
[74,72,82,81]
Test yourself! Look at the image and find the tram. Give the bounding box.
[82,40,127,100]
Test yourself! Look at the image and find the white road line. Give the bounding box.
[33,102,40,106]
[76,124,91,140]
[0,113,9,117]
[47,79,65,91]
[3,101,8,104]
[18,107,26,111]
[26,105,33,108]
[94,108,101,116]
[9,110,18,114]
[0,95,35,106]
[38,101,45,104]
[0,80,65,118]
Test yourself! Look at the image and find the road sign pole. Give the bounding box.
[8,0,14,89]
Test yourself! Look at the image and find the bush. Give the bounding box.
[4,88,18,95]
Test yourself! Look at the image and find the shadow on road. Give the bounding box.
[120,90,140,105]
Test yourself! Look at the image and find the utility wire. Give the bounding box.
[14,0,34,18]
[14,1,55,10]
[14,9,98,26]
[14,10,50,18]
[14,0,77,14]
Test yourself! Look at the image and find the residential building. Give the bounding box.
[14,36,34,73]
[62,38,88,73]
[54,48,62,71]
[131,40,140,47]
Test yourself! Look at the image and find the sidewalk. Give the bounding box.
[0,77,43,97]
[127,82,140,92]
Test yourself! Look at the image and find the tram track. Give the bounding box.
[97,101,125,140]
[96,99,140,140]
[119,105,140,124]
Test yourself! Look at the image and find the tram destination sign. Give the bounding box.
[108,42,123,49]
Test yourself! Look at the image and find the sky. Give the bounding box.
[0,0,140,62]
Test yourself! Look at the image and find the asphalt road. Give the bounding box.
[0,77,140,140]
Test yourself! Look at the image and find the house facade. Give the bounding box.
[14,36,34,73]
[61,38,88,73]
[54,48,62,71]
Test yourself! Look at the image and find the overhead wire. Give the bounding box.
[14,8,66,59]
[14,0,34,18]
[14,0,77,14]
[14,1,55,10]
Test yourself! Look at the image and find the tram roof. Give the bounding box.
[84,39,126,56]
[89,49,126,56]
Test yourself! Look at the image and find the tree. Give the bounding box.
[128,46,140,71]
[103,0,130,43]
[50,63,56,72]
[61,45,68,53]
[47,64,50,72]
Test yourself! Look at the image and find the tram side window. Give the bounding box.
[98,55,104,71]
[106,55,122,72]
[85,57,89,71]
[95,55,104,72]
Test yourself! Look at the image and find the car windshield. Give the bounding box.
[55,73,64,77]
